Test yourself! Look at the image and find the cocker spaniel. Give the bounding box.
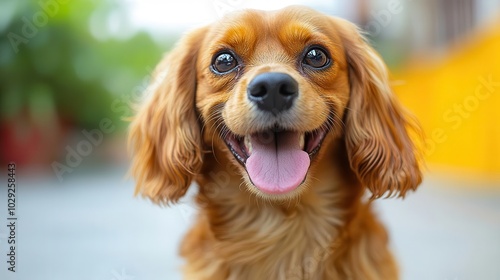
[129,6,422,280]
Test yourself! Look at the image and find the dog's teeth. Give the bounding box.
[299,134,305,150]
[245,136,253,154]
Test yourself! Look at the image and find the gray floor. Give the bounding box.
[0,166,499,280]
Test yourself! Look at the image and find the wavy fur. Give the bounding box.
[129,6,422,279]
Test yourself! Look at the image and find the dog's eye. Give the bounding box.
[303,48,330,69]
[212,53,238,73]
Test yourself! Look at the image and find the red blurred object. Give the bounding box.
[0,112,62,167]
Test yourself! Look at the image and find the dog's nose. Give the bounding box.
[247,72,298,114]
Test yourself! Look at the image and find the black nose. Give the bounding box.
[247,72,298,114]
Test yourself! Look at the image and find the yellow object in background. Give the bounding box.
[393,21,500,181]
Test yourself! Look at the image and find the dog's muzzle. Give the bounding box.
[247,72,298,115]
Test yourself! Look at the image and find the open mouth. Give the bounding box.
[223,120,332,195]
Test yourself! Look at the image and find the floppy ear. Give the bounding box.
[337,20,422,198]
[128,27,207,205]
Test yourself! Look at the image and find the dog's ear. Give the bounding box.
[335,19,422,198]
[128,27,207,205]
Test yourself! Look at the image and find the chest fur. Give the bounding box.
[204,189,347,279]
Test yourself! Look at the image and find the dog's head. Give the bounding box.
[129,6,422,204]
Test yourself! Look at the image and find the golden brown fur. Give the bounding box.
[129,6,422,280]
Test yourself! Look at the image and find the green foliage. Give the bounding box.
[0,0,172,130]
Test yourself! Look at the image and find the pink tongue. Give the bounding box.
[246,131,310,194]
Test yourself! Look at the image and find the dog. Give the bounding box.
[128,6,422,280]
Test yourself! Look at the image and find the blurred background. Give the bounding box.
[0,0,499,279]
